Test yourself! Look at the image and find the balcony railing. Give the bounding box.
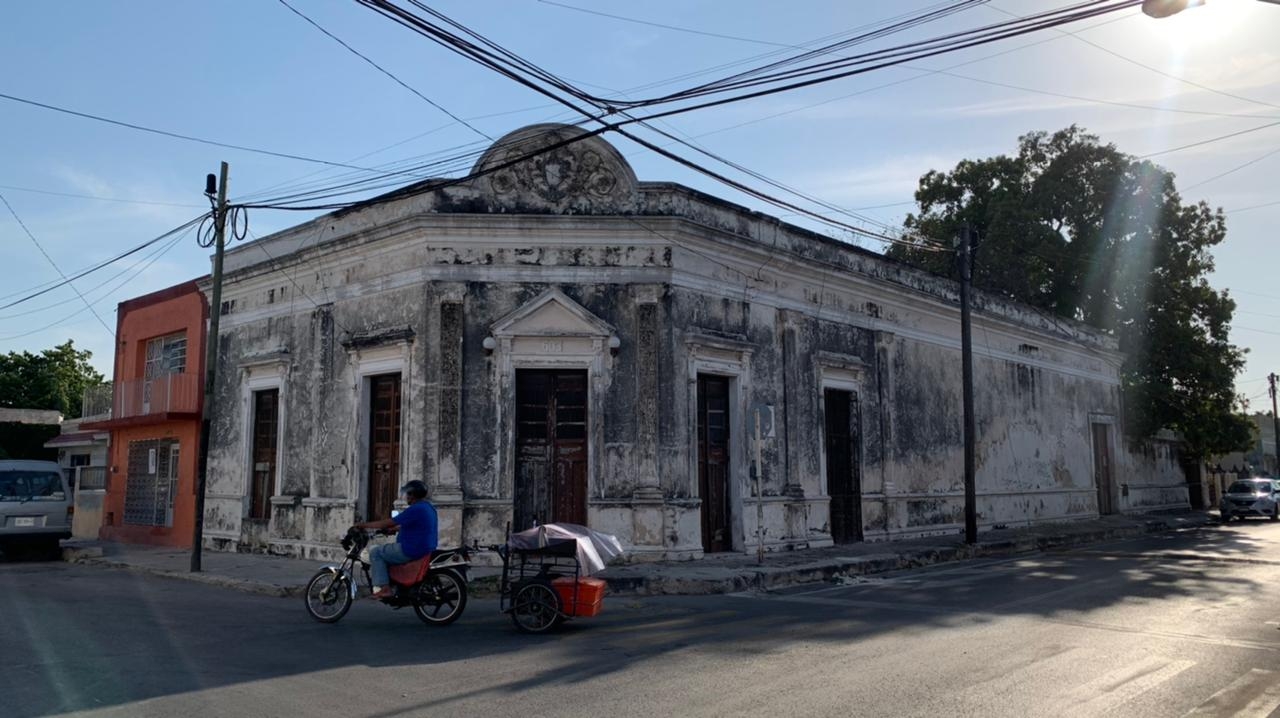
[114,374,201,420]
[81,383,113,419]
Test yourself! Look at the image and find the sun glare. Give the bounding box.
[1151,0,1250,48]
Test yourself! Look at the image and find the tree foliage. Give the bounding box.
[0,340,106,419]
[887,126,1251,459]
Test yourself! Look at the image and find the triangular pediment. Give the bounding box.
[491,288,614,338]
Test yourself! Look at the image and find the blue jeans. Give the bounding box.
[369,542,412,587]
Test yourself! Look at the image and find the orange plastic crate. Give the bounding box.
[551,577,606,617]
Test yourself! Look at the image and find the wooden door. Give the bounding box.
[825,389,862,543]
[367,374,402,521]
[249,388,279,521]
[1092,423,1115,515]
[698,375,732,553]
[514,370,588,530]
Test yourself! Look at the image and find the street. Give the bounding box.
[6,521,1280,718]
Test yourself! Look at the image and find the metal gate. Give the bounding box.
[124,439,178,527]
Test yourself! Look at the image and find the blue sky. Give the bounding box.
[1,0,1278,404]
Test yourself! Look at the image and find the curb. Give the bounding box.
[65,515,1215,599]
[601,515,1216,596]
[69,555,303,598]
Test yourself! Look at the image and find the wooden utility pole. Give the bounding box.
[1270,373,1280,475]
[191,161,229,573]
[959,225,977,544]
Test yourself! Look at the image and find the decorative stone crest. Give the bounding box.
[474,124,639,213]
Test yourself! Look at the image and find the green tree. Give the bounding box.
[888,126,1252,459]
[0,340,106,419]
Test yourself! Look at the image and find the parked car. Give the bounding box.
[1219,478,1280,522]
[0,460,73,558]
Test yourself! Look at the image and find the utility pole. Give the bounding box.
[191,162,229,572]
[959,224,978,544]
[1270,374,1280,475]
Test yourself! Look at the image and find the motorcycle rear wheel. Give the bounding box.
[413,570,468,626]
[304,570,353,623]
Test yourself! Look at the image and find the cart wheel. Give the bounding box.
[511,580,563,634]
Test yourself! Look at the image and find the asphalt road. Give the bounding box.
[5,519,1280,718]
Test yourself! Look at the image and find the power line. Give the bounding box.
[0,91,378,170]
[1139,120,1280,159]
[0,183,206,208]
[245,1,1137,214]
[0,214,208,311]
[544,0,1274,123]
[0,227,185,320]
[249,0,1142,222]
[1028,11,1280,113]
[274,0,494,141]
[0,190,114,336]
[536,0,798,48]
[0,223,192,342]
[1183,145,1280,192]
[1226,198,1280,215]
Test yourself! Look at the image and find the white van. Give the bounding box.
[0,460,72,558]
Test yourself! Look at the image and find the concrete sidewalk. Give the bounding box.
[64,511,1216,598]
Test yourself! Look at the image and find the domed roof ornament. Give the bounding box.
[471,124,640,214]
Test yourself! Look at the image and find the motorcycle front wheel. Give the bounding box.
[304,570,353,623]
[413,569,468,626]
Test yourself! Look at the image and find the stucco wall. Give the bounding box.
[199,125,1185,560]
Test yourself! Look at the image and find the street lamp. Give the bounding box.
[1145,0,1279,17]
[1142,0,1204,18]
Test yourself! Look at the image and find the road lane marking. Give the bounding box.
[1184,669,1280,717]
[1062,656,1195,716]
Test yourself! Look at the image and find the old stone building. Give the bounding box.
[200,123,1188,560]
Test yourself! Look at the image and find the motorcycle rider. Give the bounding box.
[352,480,439,600]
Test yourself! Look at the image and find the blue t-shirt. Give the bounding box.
[393,501,439,559]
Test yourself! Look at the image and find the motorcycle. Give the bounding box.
[303,527,470,626]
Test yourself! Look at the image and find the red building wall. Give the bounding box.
[90,281,208,548]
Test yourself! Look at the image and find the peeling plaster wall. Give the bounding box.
[199,124,1185,560]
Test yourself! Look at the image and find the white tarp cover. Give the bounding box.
[508,523,625,575]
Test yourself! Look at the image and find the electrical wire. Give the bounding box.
[0,92,381,171]
[1182,145,1280,192]
[1,190,115,336]
[1138,120,1280,159]
[0,224,193,342]
[252,0,1141,214]
[0,227,186,320]
[274,0,494,141]
[0,214,209,311]
[1226,198,1280,215]
[0,183,206,209]
[345,1,1019,249]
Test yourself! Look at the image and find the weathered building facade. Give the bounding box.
[86,280,208,548]
[201,124,1188,560]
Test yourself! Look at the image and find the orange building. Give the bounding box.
[84,280,207,547]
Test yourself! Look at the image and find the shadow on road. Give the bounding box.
[0,521,1272,717]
